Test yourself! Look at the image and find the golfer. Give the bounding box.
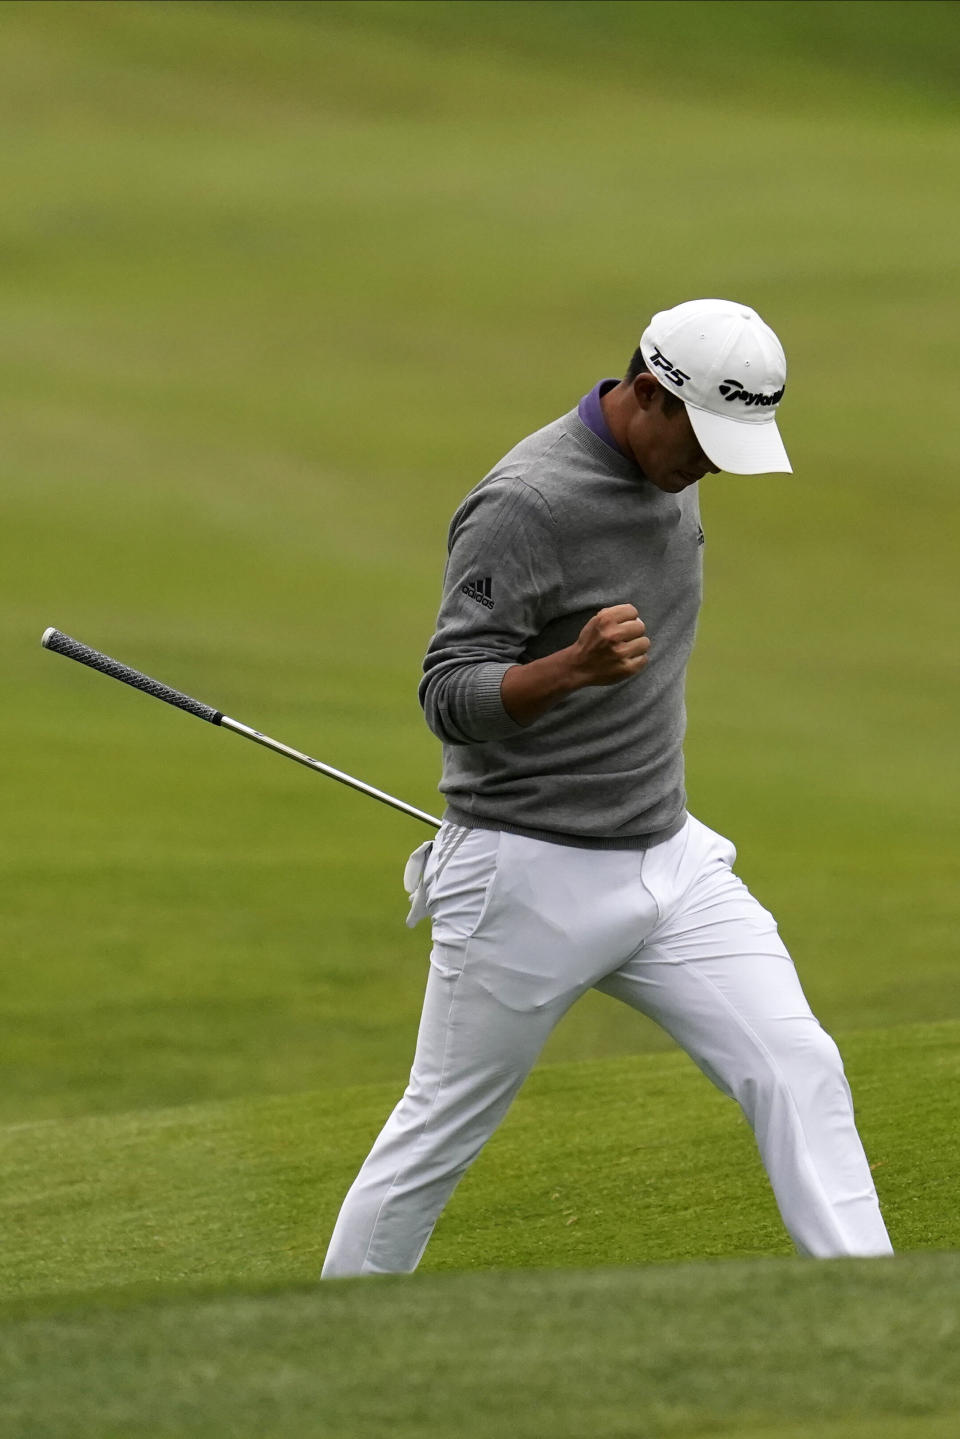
[322,298,892,1276]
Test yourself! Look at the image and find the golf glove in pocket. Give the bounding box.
[403,840,434,929]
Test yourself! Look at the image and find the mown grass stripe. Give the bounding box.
[1,1255,958,1438]
[1,1024,956,1308]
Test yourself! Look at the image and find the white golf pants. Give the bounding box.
[322,815,892,1276]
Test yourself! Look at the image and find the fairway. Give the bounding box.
[1,1023,957,1301]
[1,1,958,1434]
[2,1256,959,1439]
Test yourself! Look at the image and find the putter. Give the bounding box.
[41,628,441,829]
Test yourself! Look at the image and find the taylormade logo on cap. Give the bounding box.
[639,298,793,475]
[717,377,785,408]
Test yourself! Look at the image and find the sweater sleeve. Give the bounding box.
[419,475,563,745]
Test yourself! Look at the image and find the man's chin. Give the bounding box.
[648,473,692,493]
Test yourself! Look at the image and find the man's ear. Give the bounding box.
[631,373,662,411]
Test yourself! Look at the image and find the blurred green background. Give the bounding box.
[1,0,957,1125]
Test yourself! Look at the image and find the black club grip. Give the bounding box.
[42,628,223,726]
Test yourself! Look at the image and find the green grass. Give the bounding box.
[1,1022,958,1433]
[2,1257,959,1438]
[2,1023,957,1304]
[1,1,958,1433]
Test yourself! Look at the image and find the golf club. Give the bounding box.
[41,628,442,829]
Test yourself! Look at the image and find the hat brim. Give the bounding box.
[685,404,792,476]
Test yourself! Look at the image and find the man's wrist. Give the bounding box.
[500,646,584,727]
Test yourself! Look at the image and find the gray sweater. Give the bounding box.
[419,406,703,849]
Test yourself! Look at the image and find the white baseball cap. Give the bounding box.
[640,298,792,475]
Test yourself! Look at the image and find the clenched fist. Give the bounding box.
[568,605,651,687]
[500,603,651,727]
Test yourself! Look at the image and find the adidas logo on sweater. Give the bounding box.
[462,576,495,609]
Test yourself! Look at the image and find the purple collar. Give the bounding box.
[577,379,628,458]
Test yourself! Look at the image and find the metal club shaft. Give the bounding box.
[41,628,441,829]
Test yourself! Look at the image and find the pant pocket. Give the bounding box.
[689,814,737,869]
[428,828,502,951]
